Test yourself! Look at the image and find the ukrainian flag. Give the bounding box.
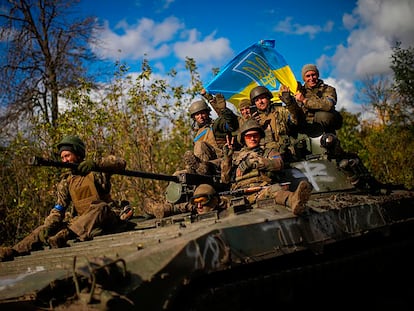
[205,39,297,109]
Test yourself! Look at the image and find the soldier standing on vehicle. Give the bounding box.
[221,119,313,215]
[183,90,239,175]
[0,135,127,262]
[280,64,343,135]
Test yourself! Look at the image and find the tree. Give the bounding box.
[358,75,394,127]
[390,42,414,125]
[0,0,98,130]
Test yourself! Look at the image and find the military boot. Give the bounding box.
[0,246,17,262]
[48,228,72,249]
[183,151,200,174]
[274,180,313,215]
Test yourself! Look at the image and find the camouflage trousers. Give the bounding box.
[13,208,65,254]
[12,202,119,254]
[68,201,120,241]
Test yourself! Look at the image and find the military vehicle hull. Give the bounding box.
[1,154,414,310]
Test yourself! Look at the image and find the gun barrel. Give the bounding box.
[29,156,179,183]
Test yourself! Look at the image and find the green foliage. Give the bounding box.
[361,125,414,189]
[0,58,202,246]
[390,42,414,124]
[1,43,413,248]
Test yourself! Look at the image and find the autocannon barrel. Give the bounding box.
[29,156,180,182]
[29,156,220,185]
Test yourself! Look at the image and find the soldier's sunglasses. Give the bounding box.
[190,195,211,206]
[244,133,260,140]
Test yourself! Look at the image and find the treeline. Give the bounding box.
[1,55,413,247]
[1,0,413,248]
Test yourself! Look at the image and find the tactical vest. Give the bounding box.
[257,105,290,149]
[67,173,110,215]
[232,148,273,189]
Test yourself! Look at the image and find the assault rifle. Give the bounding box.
[29,156,228,204]
[219,182,290,196]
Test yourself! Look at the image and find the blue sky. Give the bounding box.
[79,0,414,116]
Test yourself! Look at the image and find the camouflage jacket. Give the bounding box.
[254,103,296,151]
[193,107,239,151]
[221,145,284,189]
[301,79,337,119]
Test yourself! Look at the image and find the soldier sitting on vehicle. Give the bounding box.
[249,85,305,162]
[279,64,343,136]
[183,90,239,176]
[221,119,313,215]
[0,135,128,262]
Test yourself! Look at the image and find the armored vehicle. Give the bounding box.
[1,134,414,310]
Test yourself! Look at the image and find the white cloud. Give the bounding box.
[173,30,233,62]
[324,77,359,113]
[331,0,414,80]
[273,17,334,39]
[91,17,184,60]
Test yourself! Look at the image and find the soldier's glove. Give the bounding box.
[279,91,294,106]
[212,93,226,115]
[78,160,96,175]
[251,111,261,124]
[254,157,266,170]
[238,157,257,174]
[222,144,233,159]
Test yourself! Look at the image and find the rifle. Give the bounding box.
[219,186,268,196]
[219,182,291,196]
[29,156,226,204]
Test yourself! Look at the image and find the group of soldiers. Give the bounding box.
[0,64,344,262]
[144,63,344,219]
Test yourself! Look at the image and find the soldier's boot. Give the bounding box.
[0,246,18,262]
[143,198,174,219]
[48,228,72,249]
[183,151,201,174]
[183,151,214,175]
[274,181,313,215]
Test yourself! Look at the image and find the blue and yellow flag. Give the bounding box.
[205,39,297,109]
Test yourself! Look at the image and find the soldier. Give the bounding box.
[280,64,343,135]
[143,183,229,218]
[249,85,303,160]
[237,98,252,127]
[221,119,313,215]
[190,184,229,216]
[184,91,239,175]
[0,135,126,262]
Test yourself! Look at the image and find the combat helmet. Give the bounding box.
[57,135,86,159]
[189,100,211,118]
[190,184,219,211]
[249,85,273,104]
[238,119,265,145]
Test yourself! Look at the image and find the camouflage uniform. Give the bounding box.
[221,119,312,215]
[193,107,239,161]
[143,183,230,219]
[254,103,296,152]
[280,64,342,135]
[298,79,342,134]
[186,96,239,175]
[1,142,127,261]
[250,86,302,160]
